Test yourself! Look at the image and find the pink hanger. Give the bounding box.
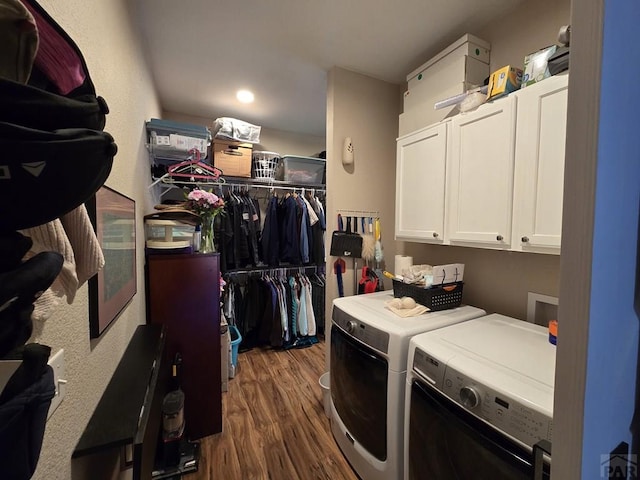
[168,148,223,181]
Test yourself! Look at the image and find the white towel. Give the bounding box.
[385,300,429,317]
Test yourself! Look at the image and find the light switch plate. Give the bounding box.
[47,348,67,420]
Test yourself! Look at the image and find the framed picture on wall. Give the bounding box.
[87,186,137,338]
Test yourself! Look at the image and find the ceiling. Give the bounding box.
[132,0,524,137]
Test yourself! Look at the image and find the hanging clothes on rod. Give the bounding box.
[222,267,326,352]
[218,187,262,271]
[215,186,325,271]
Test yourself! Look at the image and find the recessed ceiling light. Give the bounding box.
[236,90,254,103]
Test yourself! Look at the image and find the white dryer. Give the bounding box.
[404,314,555,479]
[330,291,486,480]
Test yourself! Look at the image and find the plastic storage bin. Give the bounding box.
[277,155,326,184]
[145,219,194,250]
[146,118,211,162]
[229,325,242,368]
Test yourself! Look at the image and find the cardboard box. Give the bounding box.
[521,45,558,88]
[213,140,252,178]
[487,66,523,101]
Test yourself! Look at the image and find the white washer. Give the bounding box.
[404,314,556,479]
[330,291,486,480]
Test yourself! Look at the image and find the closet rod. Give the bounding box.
[220,182,325,193]
[149,176,326,196]
[224,264,324,276]
[148,175,226,190]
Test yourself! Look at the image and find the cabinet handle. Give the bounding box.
[433,232,439,238]
[521,236,530,243]
[496,235,504,241]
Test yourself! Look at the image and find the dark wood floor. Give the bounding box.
[190,339,358,480]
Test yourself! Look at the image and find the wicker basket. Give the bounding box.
[392,280,464,311]
[252,151,280,180]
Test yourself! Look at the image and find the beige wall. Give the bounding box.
[325,67,403,362]
[402,244,560,320]
[478,0,572,72]
[252,128,325,158]
[31,0,161,478]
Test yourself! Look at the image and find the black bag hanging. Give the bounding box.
[0,0,116,232]
[0,124,116,232]
[330,214,362,258]
[0,78,109,132]
[0,0,110,131]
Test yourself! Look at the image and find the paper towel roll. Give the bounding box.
[395,255,413,276]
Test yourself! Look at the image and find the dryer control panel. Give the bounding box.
[441,365,553,449]
[332,306,390,354]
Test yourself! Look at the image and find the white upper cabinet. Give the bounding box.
[395,122,449,243]
[512,74,569,254]
[447,96,517,248]
[395,75,569,255]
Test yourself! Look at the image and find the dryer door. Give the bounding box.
[407,378,550,479]
[330,324,388,461]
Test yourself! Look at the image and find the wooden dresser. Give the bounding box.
[146,253,222,439]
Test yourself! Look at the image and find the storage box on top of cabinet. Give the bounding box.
[212,140,252,178]
[399,80,475,136]
[399,34,490,136]
[276,155,326,184]
[405,55,489,109]
[406,34,490,90]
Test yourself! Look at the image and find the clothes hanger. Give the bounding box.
[167,148,222,182]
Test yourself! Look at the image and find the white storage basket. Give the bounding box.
[252,151,281,180]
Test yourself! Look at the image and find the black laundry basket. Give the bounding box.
[392,280,464,311]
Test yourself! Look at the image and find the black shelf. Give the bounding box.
[73,324,166,458]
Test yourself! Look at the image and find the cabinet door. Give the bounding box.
[448,96,517,248]
[146,253,222,439]
[395,123,448,243]
[512,75,569,254]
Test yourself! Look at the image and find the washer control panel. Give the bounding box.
[413,348,446,386]
[332,306,390,354]
[440,366,553,448]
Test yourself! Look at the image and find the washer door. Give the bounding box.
[407,378,550,479]
[330,324,388,461]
